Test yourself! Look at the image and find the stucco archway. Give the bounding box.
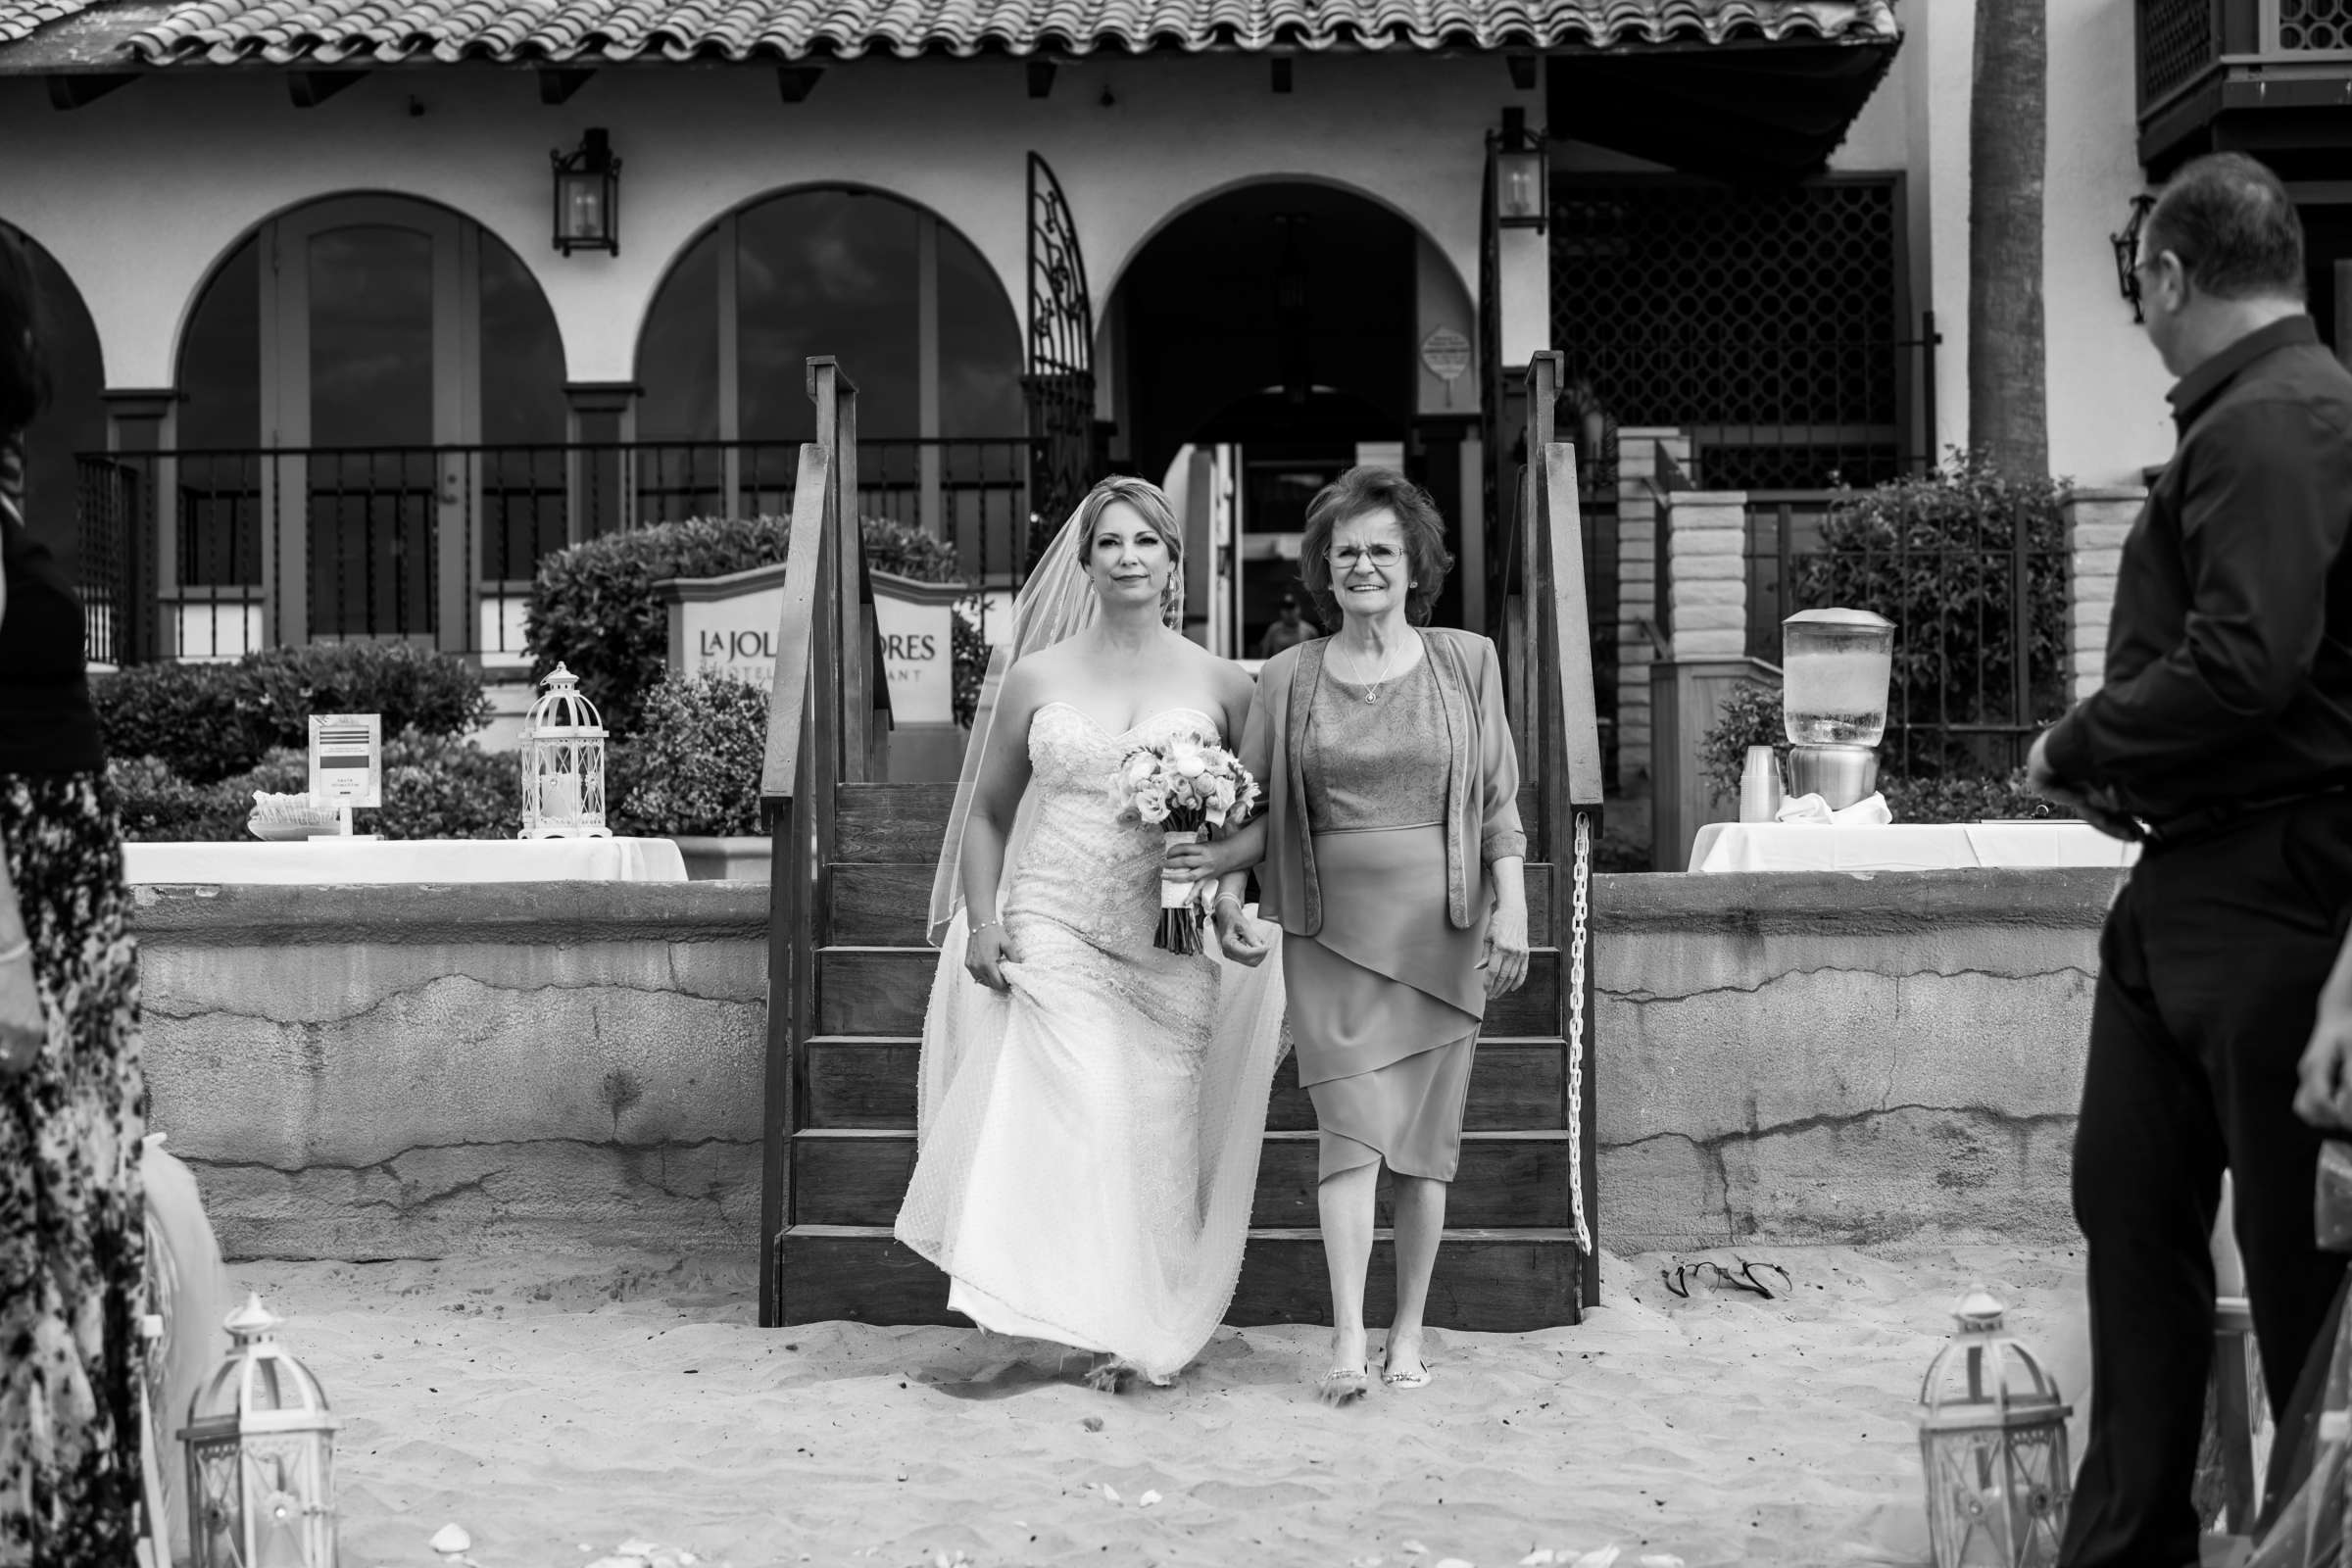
[1101,178,1480,649]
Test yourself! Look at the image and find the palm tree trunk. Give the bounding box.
[1969,0,2048,476]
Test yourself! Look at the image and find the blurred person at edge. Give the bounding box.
[2027,152,2352,1567]
[0,224,150,1567]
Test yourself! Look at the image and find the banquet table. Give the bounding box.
[122,836,689,885]
[1687,820,2140,874]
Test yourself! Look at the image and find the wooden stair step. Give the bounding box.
[791,1128,1579,1229]
[818,945,1563,1038]
[776,1224,1584,1331]
[805,1035,1572,1132]
[829,861,1556,949]
[835,782,958,864]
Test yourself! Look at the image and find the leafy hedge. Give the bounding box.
[525,514,963,734]
[93,642,489,785]
[1789,454,2069,778]
[112,727,521,842]
[610,673,769,839]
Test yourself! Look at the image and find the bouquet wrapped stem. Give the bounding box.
[1157,827,1209,956]
[1114,735,1261,956]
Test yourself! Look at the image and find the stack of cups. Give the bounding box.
[1740,745,1786,824]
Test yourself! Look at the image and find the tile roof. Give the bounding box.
[1,0,92,44]
[121,0,1896,66]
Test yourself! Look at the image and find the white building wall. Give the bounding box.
[2046,0,2174,485]
[0,54,1528,392]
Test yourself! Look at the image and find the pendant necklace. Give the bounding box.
[1342,633,1403,704]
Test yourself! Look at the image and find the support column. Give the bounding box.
[1664,491,1748,661]
[102,388,176,662]
[2062,487,2143,704]
[564,382,641,547]
[1610,427,1690,792]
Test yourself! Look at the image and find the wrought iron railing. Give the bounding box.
[1742,486,2069,778]
[74,436,1038,664]
[2138,0,2352,120]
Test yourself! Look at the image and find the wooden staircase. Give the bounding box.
[759,355,1605,1332]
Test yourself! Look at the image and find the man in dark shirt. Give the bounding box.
[2030,153,2352,1566]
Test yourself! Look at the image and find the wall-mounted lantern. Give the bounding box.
[2110,193,2156,322]
[552,127,621,257]
[1491,106,1549,233]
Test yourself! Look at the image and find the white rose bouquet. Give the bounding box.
[1110,736,1261,956]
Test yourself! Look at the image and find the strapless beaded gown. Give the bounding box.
[894,704,1289,1384]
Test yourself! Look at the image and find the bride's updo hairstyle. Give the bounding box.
[1298,466,1452,631]
[1070,474,1185,624]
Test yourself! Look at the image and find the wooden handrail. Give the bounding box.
[1513,352,1605,1314]
[758,354,900,1326]
[758,444,833,806]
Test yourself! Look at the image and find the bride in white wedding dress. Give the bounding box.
[893,475,1289,1389]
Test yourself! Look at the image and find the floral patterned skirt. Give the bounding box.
[0,772,146,1568]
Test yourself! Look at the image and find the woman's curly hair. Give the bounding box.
[1298,466,1452,631]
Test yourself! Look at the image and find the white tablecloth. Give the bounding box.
[123,837,690,885]
[1688,820,2140,874]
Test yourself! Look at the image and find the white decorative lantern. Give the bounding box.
[519,662,611,839]
[181,1294,340,1568]
[1918,1290,2073,1567]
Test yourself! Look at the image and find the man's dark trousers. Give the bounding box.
[2060,798,2352,1565]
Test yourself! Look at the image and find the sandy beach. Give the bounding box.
[217,1244,2097,1568]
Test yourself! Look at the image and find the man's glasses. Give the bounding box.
[1328,544,1404,570]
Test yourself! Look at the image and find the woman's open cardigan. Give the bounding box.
[1241,627,1527,937]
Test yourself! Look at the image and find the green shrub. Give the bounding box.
[526,514,966,735]
[609,672,769,838]
[377,730,521,840]
[111,728,518,842]
[1789,453,2069,778]
[1881,769,2068,825]
[94,643,489,785]
[1696,681,1789,806]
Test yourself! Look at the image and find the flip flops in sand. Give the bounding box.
[1659,1256,1793,1301]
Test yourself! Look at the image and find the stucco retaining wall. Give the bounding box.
[1596,867,2112,1253]
[132,881,772,1260]
[132,867,2115,1260]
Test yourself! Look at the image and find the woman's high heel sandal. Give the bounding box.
[1317,1363,1371,1406]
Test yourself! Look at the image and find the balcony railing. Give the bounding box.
[2139,0,2352,122]
[74,437,1040,666]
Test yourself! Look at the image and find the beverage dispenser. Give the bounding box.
[1782,608,1894,809]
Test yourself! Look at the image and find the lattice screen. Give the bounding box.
[2283,0,2352,51]
[2140,0,2219,102]
[1548,179,1909,491]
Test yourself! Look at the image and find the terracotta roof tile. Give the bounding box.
[1,0,96,44]
[123,0,1896,65]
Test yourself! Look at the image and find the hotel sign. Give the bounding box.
[656,562,961,725]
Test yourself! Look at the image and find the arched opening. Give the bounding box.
[637,186,1026,579]
[1102,181,1479,657]
[0,223,105,572]
[173,195,565,656]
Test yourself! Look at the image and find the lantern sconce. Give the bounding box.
[2111,193,2156,323]
[552,126,621,258]
[1491,105,1549,234]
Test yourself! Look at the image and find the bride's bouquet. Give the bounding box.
[1112,737,1261,956]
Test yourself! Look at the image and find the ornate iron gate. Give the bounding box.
[1024,152,1097,567]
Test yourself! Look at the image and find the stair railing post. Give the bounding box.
[758,440,838,1327]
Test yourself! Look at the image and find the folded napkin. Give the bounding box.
[1776,790,1893,826]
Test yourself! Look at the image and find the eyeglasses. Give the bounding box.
[1328,544,1404,570]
